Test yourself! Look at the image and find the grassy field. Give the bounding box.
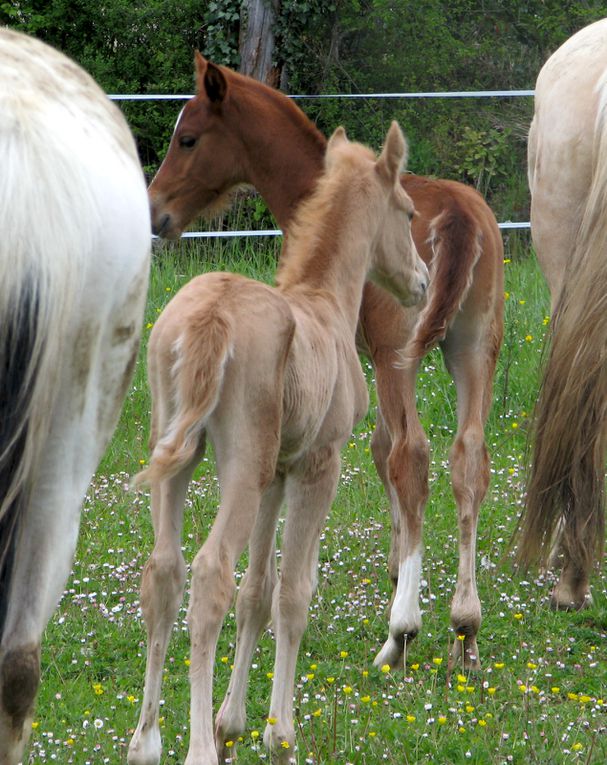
[27,230,606,764]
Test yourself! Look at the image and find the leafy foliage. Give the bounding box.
[2,1,606,212]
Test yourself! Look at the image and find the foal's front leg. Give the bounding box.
[186,461,271,765]
[214,477,285,760]
[443,335,495,671]
[264,447,341,761]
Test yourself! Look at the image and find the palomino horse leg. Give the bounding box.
[0,283,147,764]
[214,477,284,760]
[372,356,429,669]
[264,446,341,760]
[128,448,204,765]
[551,562,592,611]
[442,325,497,671]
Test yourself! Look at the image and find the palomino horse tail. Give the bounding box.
[405,204,482,360]
[518,103,607,572]
[0,108,94,636]
[134,313,234,486]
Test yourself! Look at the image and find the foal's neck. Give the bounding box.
[277,183,374,331]
[234,81,326,230]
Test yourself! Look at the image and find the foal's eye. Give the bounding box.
[179,136,197,150]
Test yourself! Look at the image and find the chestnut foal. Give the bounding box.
[147,55,504,672]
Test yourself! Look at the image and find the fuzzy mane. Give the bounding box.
[275,142,376,290]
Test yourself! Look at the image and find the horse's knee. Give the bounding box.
[1,644,40,727]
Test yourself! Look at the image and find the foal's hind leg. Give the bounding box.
[128,451,204,765]
[442,324,498,671]
[371,355,430,670]
[215,477,284,760]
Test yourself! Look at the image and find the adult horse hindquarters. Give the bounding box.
[128,124,427,765]
[147,54,504,672]
[0,29,151,763]
[519,18,607,608]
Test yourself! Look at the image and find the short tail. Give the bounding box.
[134,313,234,486]
[404,204,483,361]
[518,104,607,571]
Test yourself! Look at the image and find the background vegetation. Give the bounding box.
[3,1,607,221]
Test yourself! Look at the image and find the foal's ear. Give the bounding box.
[325,127,349,167]
[376,121,408,182]
[327,126,348,152]
[195,51,227,104]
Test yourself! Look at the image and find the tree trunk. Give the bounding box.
[239,0,281,87]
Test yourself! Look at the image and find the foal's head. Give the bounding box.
[326,123,428,307]
[148,52,324,238]
[148,54,245,238]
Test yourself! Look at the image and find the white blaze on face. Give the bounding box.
[173,106,185,136]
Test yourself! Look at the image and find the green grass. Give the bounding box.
[29,233,606,764]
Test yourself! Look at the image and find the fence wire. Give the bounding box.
[119,89,533,236]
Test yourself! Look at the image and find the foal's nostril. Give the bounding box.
[152,213,171,238]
